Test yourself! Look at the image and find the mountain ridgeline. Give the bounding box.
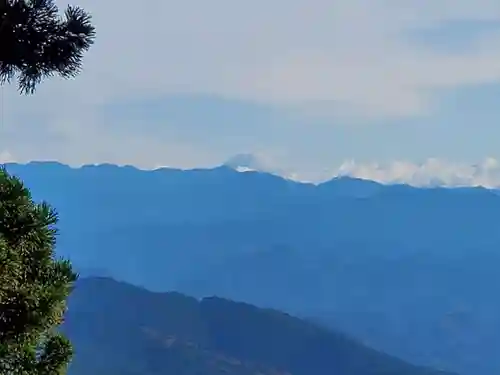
[63,277,455,375]
[6,161,500,375]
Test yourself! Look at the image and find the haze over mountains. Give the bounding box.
[5,161,500,375]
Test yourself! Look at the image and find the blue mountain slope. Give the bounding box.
[5,161,500,375]
[62,277,457,375]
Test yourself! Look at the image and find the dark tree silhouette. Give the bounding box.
[0,0,95,94]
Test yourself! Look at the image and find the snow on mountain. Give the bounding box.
[223,153,299,180]
[223,153,265,172]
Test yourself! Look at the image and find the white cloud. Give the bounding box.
[220,155,500,188]
[201,153,500,189]
[5,0,500,120]
[2,0,500,170]
[327,158,500,188]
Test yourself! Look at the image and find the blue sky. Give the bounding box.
[1,0,500,182]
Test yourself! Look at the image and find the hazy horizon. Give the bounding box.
[6,156,500,188]
[1,0,500,181]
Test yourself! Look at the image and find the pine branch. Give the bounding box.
[0,0,95,94]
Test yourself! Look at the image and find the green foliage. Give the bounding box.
[0,168,77,374]
[0,0,95,94]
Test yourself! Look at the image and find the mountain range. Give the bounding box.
[4,161,500,375]
[62,277,456,375]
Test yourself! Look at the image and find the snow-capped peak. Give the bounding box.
[223,153,267,171]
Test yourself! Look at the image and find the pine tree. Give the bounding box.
[0,1,94,373]
[0,0,95,94]
[0,168,77,374]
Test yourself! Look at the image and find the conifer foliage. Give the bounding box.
[0,0,95,94]
[0,168,77,374]
[0,1,94,373]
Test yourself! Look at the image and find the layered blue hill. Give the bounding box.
[62,277,456,375]
[5,161,500,375]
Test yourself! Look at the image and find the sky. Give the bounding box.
[1,0,500,184]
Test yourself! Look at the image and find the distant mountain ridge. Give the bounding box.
[5,161,500,375]
[9,157,500,186]
[62,277,456,375]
